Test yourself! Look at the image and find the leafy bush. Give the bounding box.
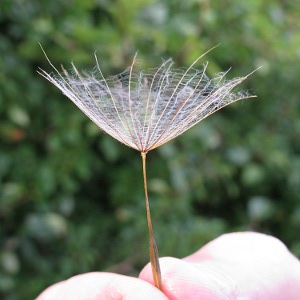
[1,0,299,299]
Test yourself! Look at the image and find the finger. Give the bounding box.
[140,257,235,300]
[139,232,300,300]
[36,272,168,300]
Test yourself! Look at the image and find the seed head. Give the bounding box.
[38,49,256,152]
[38,47,258,290]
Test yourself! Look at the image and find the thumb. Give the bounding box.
[139,232,300,300]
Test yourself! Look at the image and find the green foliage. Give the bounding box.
[1,0,300,298]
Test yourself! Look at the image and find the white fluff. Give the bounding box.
[38,50,256,152]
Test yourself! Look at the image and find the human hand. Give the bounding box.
[36,232,300,299]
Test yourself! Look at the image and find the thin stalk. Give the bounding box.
[141,151,162,290]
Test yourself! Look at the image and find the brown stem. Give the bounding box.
[141,151,162,290]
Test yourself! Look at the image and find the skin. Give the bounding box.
[36,232,300,300]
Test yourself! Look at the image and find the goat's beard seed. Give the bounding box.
[38,45,258,290]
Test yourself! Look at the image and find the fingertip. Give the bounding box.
[140,257,232,300]
[36,272,168,300]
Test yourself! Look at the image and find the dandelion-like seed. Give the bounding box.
[38,46,257,290]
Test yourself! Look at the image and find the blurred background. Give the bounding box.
[1,0,300,298]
